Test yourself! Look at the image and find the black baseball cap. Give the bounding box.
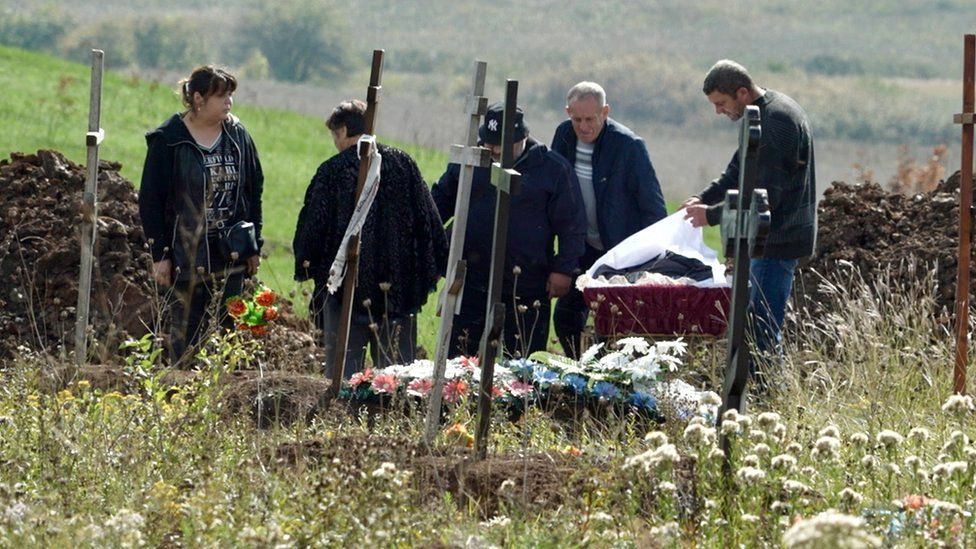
[478,102,529,145]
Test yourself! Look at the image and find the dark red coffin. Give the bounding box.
[583,285,731,337]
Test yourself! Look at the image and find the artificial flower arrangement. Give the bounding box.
[226,286,279,336]
[338,338,719,421]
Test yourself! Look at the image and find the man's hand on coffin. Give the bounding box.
[547,272,573,298]
[683,204,709,228]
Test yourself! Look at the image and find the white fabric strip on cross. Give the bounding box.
[326,134,382,294]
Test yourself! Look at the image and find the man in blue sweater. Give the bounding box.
[551,81,668,358]
[432,103,586,359]
[683,60,817,383]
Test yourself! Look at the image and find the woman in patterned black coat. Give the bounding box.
[293,100,448,378]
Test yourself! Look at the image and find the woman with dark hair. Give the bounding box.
[138,65,265,364]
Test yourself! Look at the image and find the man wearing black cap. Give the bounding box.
[432,102,587,358]
[551,81,668,359]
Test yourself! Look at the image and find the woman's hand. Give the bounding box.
[247,254,261,276]
[153,259,173,287]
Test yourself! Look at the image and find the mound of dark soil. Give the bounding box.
[797,171,974,315]
[0,149,321,370]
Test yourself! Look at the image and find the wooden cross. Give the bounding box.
[330,49,384,397]
[423,61,492,444]
[953,33,974,396]
[474,80,522,459]
[74,49,105,367]
[717,105,769,457]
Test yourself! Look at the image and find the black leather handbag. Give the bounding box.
[218,220,259,262]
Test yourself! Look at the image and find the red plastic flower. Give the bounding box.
[250,325,268,336]
[443,378,469,403]
[349,368,374,388]
[227,297,247,318]
[262,306,279,322]
[255,288,276,307]
[407,378,433,397]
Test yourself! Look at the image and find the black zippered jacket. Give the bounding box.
[138,113,264,279]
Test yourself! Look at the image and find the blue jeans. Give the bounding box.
[749,257,798,365]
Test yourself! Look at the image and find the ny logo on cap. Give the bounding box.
[488,119,499,132]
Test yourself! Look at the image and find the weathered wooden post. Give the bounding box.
[330,49,384,396]
[74,49,105,367]
[473,80,522,459]
[424,61,492,444]
[717,105,769,451]
[953,33,974,396]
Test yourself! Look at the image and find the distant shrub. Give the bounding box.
[0,7,71,54]
[132,17,209,71]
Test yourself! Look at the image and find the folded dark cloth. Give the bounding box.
[592,251,713,283]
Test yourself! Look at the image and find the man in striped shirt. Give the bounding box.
[551,81,667,359]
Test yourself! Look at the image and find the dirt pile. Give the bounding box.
[0,149,321,370]
[797,171,973,314]
[0,150,156,361]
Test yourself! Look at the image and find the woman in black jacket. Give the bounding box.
[138,65,264,364]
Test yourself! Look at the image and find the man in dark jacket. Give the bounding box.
[551,81,668,358]
[432,103,586,358]
[293,100,449,379]
[683,59,817,383]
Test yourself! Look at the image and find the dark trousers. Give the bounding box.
[311,288,416,380]
[169,272,245,365]
[448,289,551,360]
[553,245,605,359]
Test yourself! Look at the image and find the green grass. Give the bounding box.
[0,45,719,354]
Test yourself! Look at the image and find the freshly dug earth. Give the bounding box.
[796,171,974,316]
[0,149,320,370]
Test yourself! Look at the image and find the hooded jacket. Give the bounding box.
[293,143,448,317]
[431,137,587,299]
[138,113,264,279]
[551,117,667,251]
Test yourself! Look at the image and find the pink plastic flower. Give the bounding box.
[349,368,374,388]
[371,373,399,394]
[443,378,470,403]
[459,356,479,370]
[506,380,534,398]
[407,378,433,397]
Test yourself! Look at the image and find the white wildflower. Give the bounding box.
[743,454,761,467]
[877,430,903,448]
[772,423,788,440]
[849,432,870,447]
[658,481,677,493]
[814,436,841,454]
[722,408,740,422]
[371,462,398,478]
[741,513,760,523]
[625,444,680,472]
[736,466,766,483]
[683,423,716,447]
[904,455,921,470]
[771,454,798,472]
[839,487,864,505]
[752,443,771,456]
[498,479,518,500]
[783,479,813,495]
[649,521,680,538]
[771,501,790,514]
[787,442,803,454]
[721,420,741,436]
[941,394,975,415]
[481,515,512,529]
[644,431,669,448]
[861,455,879,470]
[708,447,726,461]
[757,412,781,428]
[700,391,722,406]
[749,429,768,443]
[782,510,881,548]
[800,466,818,478]
[907,427,930,443]
[654,339,688,356]
[591,511,614,523]
[818,425,840,439]
[886,462,901,476]
[3,501,28,523]
[736,414,753,429]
